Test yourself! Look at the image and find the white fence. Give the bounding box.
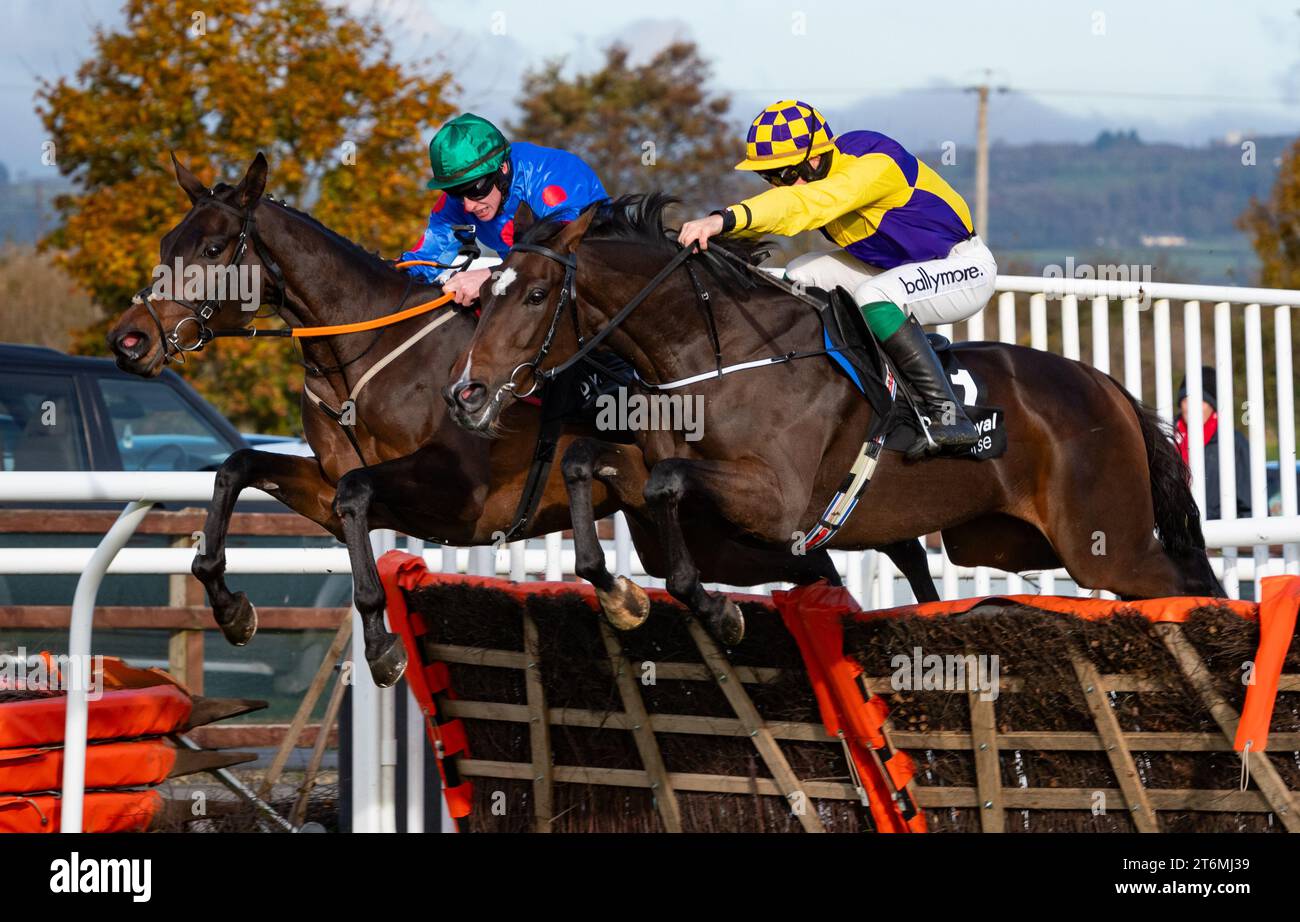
[0,273,1298,832]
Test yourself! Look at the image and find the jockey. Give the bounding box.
[402,113,608,305]
[678,100,996,457]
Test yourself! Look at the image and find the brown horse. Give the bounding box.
[107,157,935,684]
[445,194,1224,645]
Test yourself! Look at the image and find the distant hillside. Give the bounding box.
[930,133,1294,283]
[936,133,1289,246]
[0,171,70,246]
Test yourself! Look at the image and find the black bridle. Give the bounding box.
[132,192,290,364]
[134,195,483,369]
[497,239,700,399]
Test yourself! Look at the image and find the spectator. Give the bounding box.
[1175,367,1251,519]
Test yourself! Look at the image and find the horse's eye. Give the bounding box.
[526,287,547,305]
[204,243,223,258]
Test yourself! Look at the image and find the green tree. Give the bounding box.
[36,0,455,433]
[512,42,743,212]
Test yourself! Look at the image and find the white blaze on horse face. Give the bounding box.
[491,267,517,297]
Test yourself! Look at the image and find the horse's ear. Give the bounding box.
[171,152,207,204]
[234,152,269,209]
[554,205,597,254]
[513,201,535,236]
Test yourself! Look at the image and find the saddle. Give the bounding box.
[817,286,1006,461]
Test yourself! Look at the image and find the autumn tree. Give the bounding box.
[36,0,455,433]
[1240,138,1300,289]
[511,42,744,213]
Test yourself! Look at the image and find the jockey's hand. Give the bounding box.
[678,213,725,251]
[443,268,492,306]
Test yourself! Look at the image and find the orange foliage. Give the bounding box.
[37,0,456,433]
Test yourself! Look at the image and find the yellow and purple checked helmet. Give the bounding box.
[736,99,835,171]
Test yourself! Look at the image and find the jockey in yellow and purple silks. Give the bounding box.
[402,113,608,306]
[679,100,996,457]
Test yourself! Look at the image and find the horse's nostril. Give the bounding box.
[454,381,488,413]
[113,329,149,359]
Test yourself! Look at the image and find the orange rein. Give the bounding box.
[287,260,454,338]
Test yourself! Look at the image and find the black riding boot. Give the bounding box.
[881,317,978,459]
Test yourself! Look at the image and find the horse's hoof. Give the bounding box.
[596,576,650,631]
[218,592,258,646]
[708,600,745,647]
[368,633,408,688]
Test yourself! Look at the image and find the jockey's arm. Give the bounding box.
[399,201,468,283]
[726,153,897,237]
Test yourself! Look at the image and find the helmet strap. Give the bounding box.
[801,148,833,182]
[493,156,513,200]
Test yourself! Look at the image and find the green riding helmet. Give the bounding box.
[427,113,510,191]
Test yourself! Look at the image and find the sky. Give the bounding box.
[0,0,1297,177]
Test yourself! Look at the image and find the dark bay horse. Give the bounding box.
[445,194,1224,644]
[107,157,933,684]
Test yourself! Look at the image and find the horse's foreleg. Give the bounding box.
[561,439,650,630]
[333,467,407,688]
[192,449,340,646]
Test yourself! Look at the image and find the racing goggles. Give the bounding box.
[445,170,500,202]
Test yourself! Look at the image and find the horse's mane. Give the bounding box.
[520,192,768,300]
[211,182,402,277]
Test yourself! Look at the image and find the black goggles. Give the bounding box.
[444,171,498,201]
[758,163,806,187]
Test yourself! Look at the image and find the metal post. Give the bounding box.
[614,512,632,578]
[61,500,154,832]
[1245,304,1269,588]
[1275,306,1298,573]
[1185,303,1207,518]
[1214,304,1241,598]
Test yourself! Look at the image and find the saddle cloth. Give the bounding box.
[817,285,1006,461]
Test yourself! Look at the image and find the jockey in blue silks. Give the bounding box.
[401,112,608,305]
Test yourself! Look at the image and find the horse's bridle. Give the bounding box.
[497,239,700,400]
[131,192,288,364]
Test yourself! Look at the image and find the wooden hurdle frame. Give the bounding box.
[424,614,1300,833]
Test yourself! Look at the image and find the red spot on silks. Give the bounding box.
[431,191,448,213]
[501,219,515,247]
[541,184,567,207]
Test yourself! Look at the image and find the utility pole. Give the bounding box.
[965,71,1007,243]
[974,82,989,240]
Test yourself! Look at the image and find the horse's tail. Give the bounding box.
[1107,374,1224,595]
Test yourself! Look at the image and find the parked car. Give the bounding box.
[242,432,314,457]
[0,342,346,714]
[0,343,250,473]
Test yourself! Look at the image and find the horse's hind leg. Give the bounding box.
[561,438,649,630]
[881,538,939,603]
[643,458,789,646]
[333,467,408,688]
[192,449,340,647]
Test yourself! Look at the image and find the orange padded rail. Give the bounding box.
[0,684,192,749]
[0,740,177,795]
[0,789,162,834]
